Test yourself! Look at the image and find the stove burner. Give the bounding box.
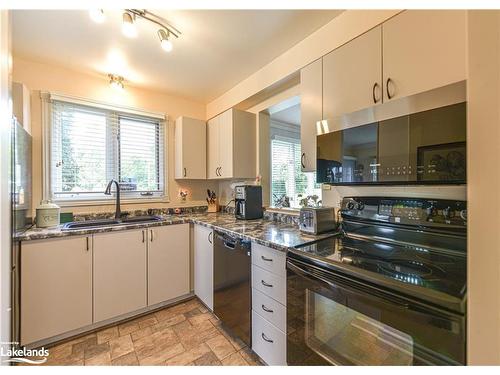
[380,260,434,277]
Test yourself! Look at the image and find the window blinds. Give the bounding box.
[270,137,321,208]
[50,99,165,200]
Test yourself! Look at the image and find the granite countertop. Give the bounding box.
[14,213,337,252]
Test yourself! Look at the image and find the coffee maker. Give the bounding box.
[234,185,263,220]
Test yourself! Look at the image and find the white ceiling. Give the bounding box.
[270,103,301,126]
[12,9,342,103]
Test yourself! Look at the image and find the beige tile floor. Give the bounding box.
[25,297,263,366]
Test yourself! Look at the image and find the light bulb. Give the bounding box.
[89,9,105,24]
[122,12,137,38]
[158,29,173,52]
[161,39,173,52]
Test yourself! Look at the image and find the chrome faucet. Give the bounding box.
[104,179,121,219]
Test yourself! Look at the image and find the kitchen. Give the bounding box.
[0,1,499,370]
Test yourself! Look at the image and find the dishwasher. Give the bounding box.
[213,230,251,346]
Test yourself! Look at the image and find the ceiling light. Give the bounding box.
[122,12,137,38]
[89,9,105,24]
[158,29,173,52]
[109,74,124,90]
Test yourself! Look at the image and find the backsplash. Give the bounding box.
[263,210,300,226]
[322,185,467,208]
[72,205,208,222]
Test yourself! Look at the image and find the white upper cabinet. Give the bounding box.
[323,26,382,120]
[207,115,220,179]
[382,10,466,101]
[300,59,322,172]
[174,116,206,179]
[206,108,256,179]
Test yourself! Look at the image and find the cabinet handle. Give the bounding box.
[261,333,274,343]
[208,231,213,244]
[86,237,89,251]
[215,167,219,177]
[142,230,145,243]
[261,280,273,288]
[372,82,380,103]
[183,167,187,177]
[261,304,274,313]
[150,229,154,242]
[218,167,222,177]
[261,255,273,262]
[386,78,394,100]
[301,153,305,169]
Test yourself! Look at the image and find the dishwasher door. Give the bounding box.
[213,231,251,346]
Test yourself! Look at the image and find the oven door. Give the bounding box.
[286,257,465,366]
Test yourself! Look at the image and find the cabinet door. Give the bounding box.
[300,59,322,172]
[93,229,147,322]
[383,10,466,101]
[148,224,190,306]
[194,224,213,310]
[323,26,382,120]
[207,116,220,179]
[174,117,206,179]
[21,236,92,345]
[218,109,234,178]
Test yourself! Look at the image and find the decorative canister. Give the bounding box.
[36,200,61,228]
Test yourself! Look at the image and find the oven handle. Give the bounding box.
[286,259,410,310]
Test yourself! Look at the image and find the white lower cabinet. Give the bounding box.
[252,288,286,333]
[252,265,286,305]
[193,224,214,310]
[252,311,287,366]
[148,224,190,306]
[251,242,287,365]
[93,229,147,323]
[21,236,93,345]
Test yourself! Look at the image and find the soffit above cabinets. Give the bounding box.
[12,9,343,103]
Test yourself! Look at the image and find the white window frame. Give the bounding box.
[41,92,169,206]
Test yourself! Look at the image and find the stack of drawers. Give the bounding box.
[251,242,287,366]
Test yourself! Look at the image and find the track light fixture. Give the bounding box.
[88,9,180,52]
[108,74,124,90]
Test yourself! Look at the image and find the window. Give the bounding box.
[47,98,165,202]
[270,132,321,208]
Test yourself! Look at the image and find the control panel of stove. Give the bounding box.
[341,197,467,227]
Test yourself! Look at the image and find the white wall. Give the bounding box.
[0,9,11,363]
[467,10,500,365]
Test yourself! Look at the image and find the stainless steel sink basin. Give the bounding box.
[121,215,163,224]
[61,215,163,231]
[62,219,121,230]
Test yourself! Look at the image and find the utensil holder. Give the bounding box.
[207,201,219,213]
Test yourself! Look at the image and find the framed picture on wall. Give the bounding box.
[417,141,466,182]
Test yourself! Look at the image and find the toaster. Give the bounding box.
[299,207,336,234]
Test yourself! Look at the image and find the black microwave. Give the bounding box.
[316,102,466,185]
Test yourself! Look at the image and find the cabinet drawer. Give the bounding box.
[252,288,286,333]
[252,311,286,366]
[251,242,286,277]
[252,265,286,305]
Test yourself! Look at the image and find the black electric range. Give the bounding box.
[286,197,467,365]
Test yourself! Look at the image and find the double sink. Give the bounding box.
[62,215,163,231]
